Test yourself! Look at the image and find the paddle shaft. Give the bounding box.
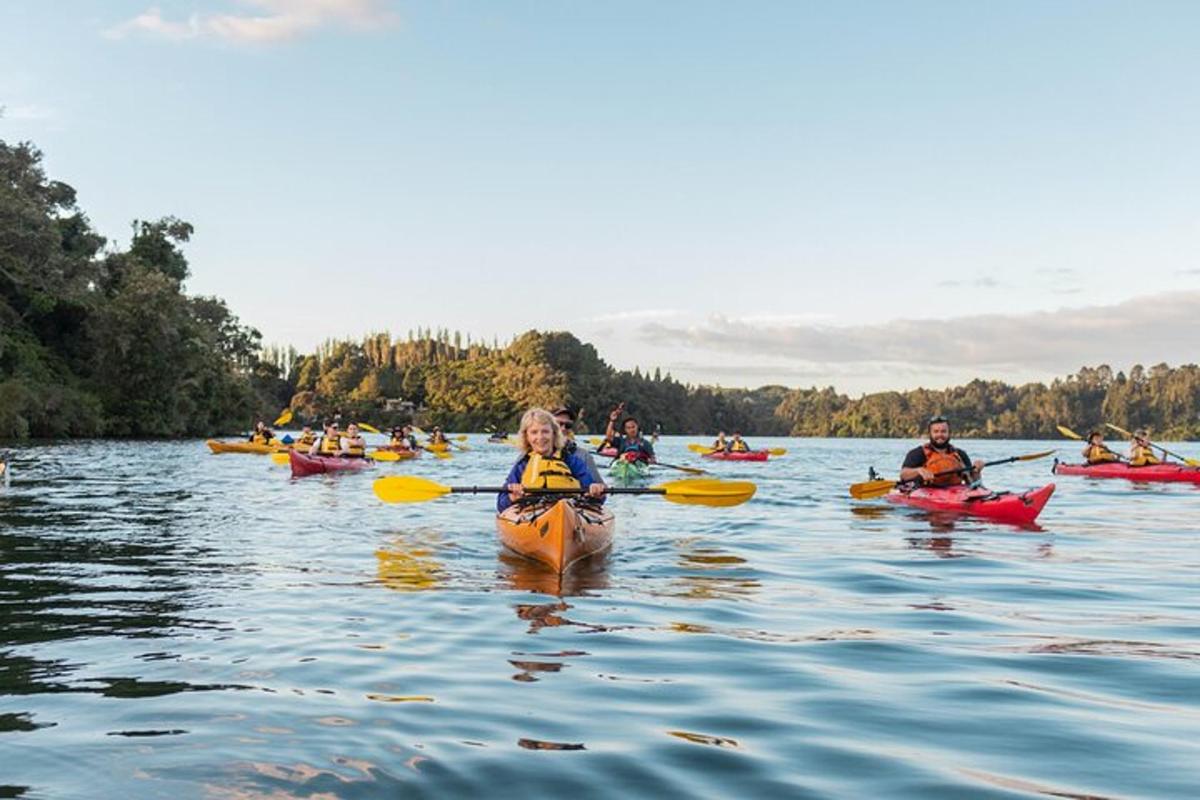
[446,486,666,496]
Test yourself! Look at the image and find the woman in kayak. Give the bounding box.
[729,432,750,453]
[340,423,367,458]
[899,416,983,487]
[1129,429,1162,466]
[1083,431,1121,464]
[711,431,729,452]
[429,427,449,446]
[311,421,341,456]
[248,421,274,445]
[604,405,656,465]
[499,408,606,512]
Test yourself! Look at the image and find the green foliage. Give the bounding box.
[0,138,278,439]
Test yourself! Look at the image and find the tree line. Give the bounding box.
[3,136,1198,440]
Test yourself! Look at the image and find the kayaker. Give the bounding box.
[429,426,449,446]
[294,425,316,449]
[552,405,602,482]
[898,416,982,487]
[311,421,341,456]
[248,421,274,445]
[341,423,367,458]
[729,432,750,453]
[604,405,656,465]
[1083,431,1121,464]
[388,426,414,452]
[711,431,730,452]
[499,408,606,512]
[1129,429,1162,466]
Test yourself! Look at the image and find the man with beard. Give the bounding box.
[899,416,983,487]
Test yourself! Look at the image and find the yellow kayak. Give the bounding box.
[424,441,451,453]
[206,439,289,455]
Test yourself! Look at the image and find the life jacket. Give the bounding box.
[296,433,316,446]
[922,444,967,486]
[618,436,652,462]
[389,436,411,450]
[343,437,366,457]
[520,450,580,491]
[711,438,726,450]
[319,434,341,455]
[251,434,268,445]
[1130,445,1160,466]
[1085,445,1119,464]
[729,440,749,453]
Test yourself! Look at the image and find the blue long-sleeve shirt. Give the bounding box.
[497,451,603,512]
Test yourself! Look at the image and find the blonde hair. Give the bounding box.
[517,408,565,454]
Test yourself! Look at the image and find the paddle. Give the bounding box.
[1105,423,1199,467]
[273,409,294,427]
[655,461,708,476]
[357,422,382,434]
[273,449,402,464]
[688,443,787,457]
[373,476,756,507]
[848,450,1057,500]
[1057,424,1129,463]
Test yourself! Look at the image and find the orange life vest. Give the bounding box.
[922,444,967,486]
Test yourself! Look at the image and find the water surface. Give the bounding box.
[1,437,1198,798]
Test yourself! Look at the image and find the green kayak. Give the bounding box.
[609,458,651,484]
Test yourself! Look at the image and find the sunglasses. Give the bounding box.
[556,419,574,430]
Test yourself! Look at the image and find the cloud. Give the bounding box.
[936,275,1002,289]
[105,0,396,44]
[638,291,1200,374]
[0,103,55,121]
[585,309,685,325]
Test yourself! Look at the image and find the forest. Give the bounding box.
[3,137,1198,440]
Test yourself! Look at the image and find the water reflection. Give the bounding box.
[669,539,760,601]
[373,531,444,592]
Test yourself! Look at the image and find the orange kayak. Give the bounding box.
[495,499,615,573]
[206,439,288,455]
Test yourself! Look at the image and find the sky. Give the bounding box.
[2,0,1198,395]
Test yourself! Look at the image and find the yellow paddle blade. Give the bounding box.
[1015,450,1057,462]
[272,409,294,427]
[1105,423,1133,438]
[687,443,715,454]
[849,478,896,500]
[454,434,468,441]
[655,479,756,507]
[373,476,453,503]
[1056,425,1083,440]
[369,450,400,462]
[357,422,382,434]
[429,449,452,460]
[587,437,603,446]
[270,451,291,465]
[766,448,787,456]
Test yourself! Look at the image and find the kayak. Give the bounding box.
[1053,461,1200,484]
[289,450,373,478]
[424,441,451,453]
[375,446,420,460]
[886,483,1055,526]
[207,439,287,455]
[496,498,615,573]
[702,449,769,462]
[609,458,651,484]
[596,447,617,458]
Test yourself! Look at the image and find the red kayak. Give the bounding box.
[1053,461,1200,484]
[886,483,1055,526]
[597,447,617,458]
[703,450,769,462]
[289,450,373,478]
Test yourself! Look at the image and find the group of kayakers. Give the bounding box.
[1082,429,1162,466]
[710,431,752,453]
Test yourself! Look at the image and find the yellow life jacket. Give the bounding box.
[730,440,749,453]
[1130,445,1160,466]
[1085,445,1119,464]
[251,434,268,445]
[297,433,316,446]
[520,450,580,491]
[922,444,967,487]
[319,433,342,455]
[344,437,366,457]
